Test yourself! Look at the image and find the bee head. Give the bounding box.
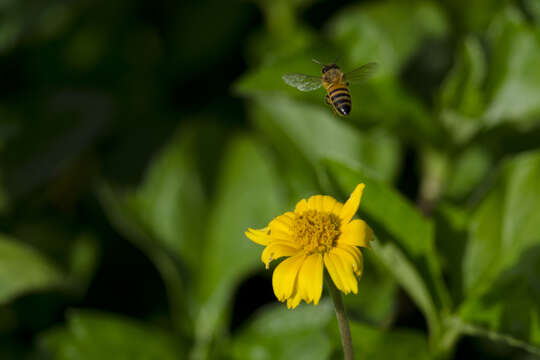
[321,64,339,74]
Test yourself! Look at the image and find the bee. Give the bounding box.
[282,59,377,116]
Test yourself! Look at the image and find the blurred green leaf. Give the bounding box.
[98,184,189,335]
[0,16,23,53]
[460,150,540,348]
[433,203,470,304]
[246,0,317,64]
[462,150,540,297]
[444,146,493,200]
[250,96,402,185]
[483,8,540,130]
[39,310,182,360]
[330,320,431,360]
[325,159,450,314]
[129,125,207,269]
[438,37,486,144]
[523,0,540,24]
[245,26,315,66]
[445,316,540,358]
[11,220,100,298]
[193,134,287,357]
[371,240,439,344]
[343,251,397,327]
[0,234,63,305]
[440,0,511,33]
[327,0,448,76]
[68,233,100,296]
[437,7,540,143]
[229,301,334,360]
[343,78,441,146]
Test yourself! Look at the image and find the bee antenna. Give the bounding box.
[312,58,324,66]
[333,54,341,64]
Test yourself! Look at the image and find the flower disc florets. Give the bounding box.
[293,210,341,254]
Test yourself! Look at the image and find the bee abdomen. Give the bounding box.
[329,87,351,116]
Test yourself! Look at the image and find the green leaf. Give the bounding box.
[97,184,189,335]
[446,316,540,358]
[229,301,334,360]
[440,0,511,33]
[193,134,287,357]
[444,146,493,200]
[247,25,320,65]
[39,310,182,360]
[463,150,540,297]
[460,150,540,348]
[483,8,540,130]
[0,234,63,305]
[523,0,540,24]
[327,0,448,76]
[68,233,100,296]
[330,320,431,360]
[433,203,470,304]
[129,125,207,269]
[438,9,540,142]
[438,37,487,144]
[250,96,402,185]
[371,240,439,342]
[343,251,398,326]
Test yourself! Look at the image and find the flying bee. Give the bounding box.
[282,59,377,116]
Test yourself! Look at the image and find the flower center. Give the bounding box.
[292,210,341,254]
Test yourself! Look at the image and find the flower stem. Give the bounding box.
[326,274,354,360]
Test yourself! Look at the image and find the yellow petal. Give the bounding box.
[322,195,343,214]
[261,242,300,268]
[324,251,346,293]
[286,288,302,309]
[323,196,343,216]
[268,212,295,237]
[339,184,365,224]
[335,245,364,278]
[272,254,306,302]
[307,195,325,211]
[338,219,373,248]
[245,228,271,246]
[297,253,324,305]
[326,249,358,294]
[294,198,308,213]
[332,248,359,293]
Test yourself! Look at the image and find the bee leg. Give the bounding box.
[325,95,339,116]
[325,94,331,105]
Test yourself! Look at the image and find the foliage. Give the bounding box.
[1,0,540,359]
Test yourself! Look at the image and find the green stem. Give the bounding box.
[326,274,354,360]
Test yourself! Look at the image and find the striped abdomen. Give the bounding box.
[327,85,351,116]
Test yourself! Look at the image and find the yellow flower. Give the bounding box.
[245,184,373,309]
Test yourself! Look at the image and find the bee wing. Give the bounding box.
[282,73,323,92]
[344,62,378,83]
